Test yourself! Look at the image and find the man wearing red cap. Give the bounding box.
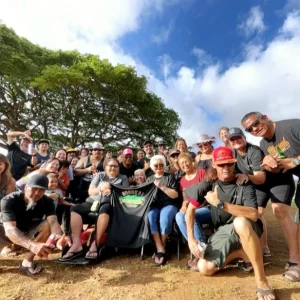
[119,148,137,183]
[185,146,275,300]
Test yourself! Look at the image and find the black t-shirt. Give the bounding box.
[197,159,212,170]
[260,119,300,177]
[7,142,32,180]
[137,157,154,177]
[1,191,56,232]
[146,172,180,208]
[185,179,257,229]
[119,163,138,179]
[234,143,264,175]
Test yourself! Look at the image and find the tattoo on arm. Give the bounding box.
[48,216,58,228]
[4,224,31,250]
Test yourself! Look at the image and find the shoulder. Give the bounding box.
[1,191,22,206]
[247,143,264,155]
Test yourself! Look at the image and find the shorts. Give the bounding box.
[204,219,263,268]
[71,202,112,224]
[255,172,295,208]
[294,180,300,209]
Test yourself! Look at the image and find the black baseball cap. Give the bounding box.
[228,127,245,140]
[169,148,180,157]
[158,140,167,146]
[143,140,153,146]
[27,174,49,190]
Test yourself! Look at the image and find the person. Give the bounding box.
[0,154,16,200]
[137,140,155,177]
[80,148,89,158]
[175,137,196,161]
[185,146,275,299]
[146,155,179,266]
[168,148,182,179]
[0,174,68,275]
[175,153,209,250]
[136,150,144,163]
[66,148,77,163]
[16,158,60,191]
[6,130,38,180]
[45,173,64,208]
[36,139,50,165]
[133,169,146,185]
[61,158,129,260]
[158,141,169,166]
[74,142,105,202]
[195,134,215,170]
[228,127,270,256]
[55,148,74,183]
[119,148,137,183]
[241,111,300,282]
[219,127,230,147]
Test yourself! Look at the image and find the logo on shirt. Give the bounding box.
[120,190,145,208]
[267,137,290,158]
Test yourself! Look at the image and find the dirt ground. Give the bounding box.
[1,206,300,300]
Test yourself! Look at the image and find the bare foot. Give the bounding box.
[256,281,275,300]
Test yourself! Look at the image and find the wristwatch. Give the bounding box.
[217,201,224,210]
[292,157,300,167]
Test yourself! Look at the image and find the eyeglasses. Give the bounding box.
[107,165,119,168]
[199,142,210,148]
[124,155,133,159]
[154,163,164,168]
[244,118,261,133]
[93,148,103,151]
[217,163,235,168]
[170,154,179,158]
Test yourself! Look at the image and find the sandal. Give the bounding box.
[154,252,167,266]
[237,261,253,273]
[282,266,300,282]
[59,249,84,261]
[285,261,298,271]
[256,287,275,299]
[19,263,43,276]
[189,258,199,272]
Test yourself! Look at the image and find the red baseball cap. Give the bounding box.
[212,146,237,165]
[123,148,133,156]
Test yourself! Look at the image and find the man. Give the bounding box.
[6,130,38,180]
[136,150,144,163]
[36,139,50,165]
[0,174,68,275]
[158,140,170,166]
[185,146,275,300]
[242,112,300,281]
[137,140,155,177]
[119,148,137,183]
[228,127,270,256]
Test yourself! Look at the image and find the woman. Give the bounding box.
[16,158,60,190]
[175,153,212,269]
[80,148,89,158]
[133,169,146,185]
[175,137,196,161]
[0,154,15,199]
[61,158,129,260]
[195,134,215,170]
[74,142,106,202]
[146,155,179,266]
[219,127,231,147]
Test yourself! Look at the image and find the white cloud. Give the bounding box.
[238,6,266,37]
[192,47,212,66]
[152,21,174,45]
[1,2,300,150]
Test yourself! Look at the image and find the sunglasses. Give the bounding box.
[217,163,235,168]
[199,142,210,148]
[245,118,261,133]
[154,163,164,168]
[107,164,119,168]
[93,148,103,151]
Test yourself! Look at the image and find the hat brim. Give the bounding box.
[27,184,47,190]
[214,158,237,165]
[38,140,50,145]
[229,134,244,140]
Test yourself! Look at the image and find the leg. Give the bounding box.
[258,207,270,256]
[233,217,275,300]
[175,211,188,240]
[194,206,212,243]
[148,208,163,251]
[160,205,178,248]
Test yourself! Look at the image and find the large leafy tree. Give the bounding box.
[0,24,181,150]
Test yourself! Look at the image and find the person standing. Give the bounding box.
[36,139,50,165]
[119,149,137,184]
[137,140,155,177]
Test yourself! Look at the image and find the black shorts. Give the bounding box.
[255,172,295,208]
[71,202,112,224]
[294,180,300,209]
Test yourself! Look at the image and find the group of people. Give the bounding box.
[1,111,300,300]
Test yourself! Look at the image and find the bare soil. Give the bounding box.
[1,206,300,300]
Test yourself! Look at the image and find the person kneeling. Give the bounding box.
[185,147,275,300]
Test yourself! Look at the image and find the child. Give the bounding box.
[57,160,70,197]
[45,174,64,208]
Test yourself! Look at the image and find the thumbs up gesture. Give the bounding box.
[205,185,221,207]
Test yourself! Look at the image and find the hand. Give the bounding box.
[24,130,32,137]
[31,148,37,155]
[276,158,295,172]
[102,188,111,196]
[205,186,220,207]
[180,205,188,213]
[100,182,111,191]
[56,234,72,250]
[29,242,53,258]
[128,176,134,184]
[260,154,277,169]
[154,180,164,189]
[188,238,201,258]
[235,173,249,185]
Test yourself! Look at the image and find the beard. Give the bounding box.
[26,199,37,211]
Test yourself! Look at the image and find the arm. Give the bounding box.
[180,191,189,212]
[6,130,32,145]
[5,177,16,195]
[46,215,63,236]
[223,202,258,222]
[154,181,178,199]
[248,170,266,185]
[74,157,92,176]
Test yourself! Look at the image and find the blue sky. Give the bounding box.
[1,0,300,148]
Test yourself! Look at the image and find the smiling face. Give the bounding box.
[20,139,30,153]
[46,159,60,172]
[135,170,145,184]
[48,177,58,190]
[105,159,119,178]
[38,142,49,152]
[152,159,164,176]
[137,151,144,160]
[0,160,6,175]
[213,162,235,182]
[229,135,246,151]
[242,114,272,138]
[198,142,213,154]
[176,140,187,153]
[219,129,229,143]
[55,150,67,161]
[143,143,154,155]
[178,156,193,173]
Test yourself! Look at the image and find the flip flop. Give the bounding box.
[263,251,272,257]
[154,252,167,266]
[255,287,275,299]
[85,250,98,260]
[19,263,43,276]
[59,249,84,261]
[282,266,300,282]
[237,261,253,273]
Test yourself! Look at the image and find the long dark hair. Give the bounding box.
[0,154,12,190]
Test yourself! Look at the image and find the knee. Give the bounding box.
[160,215,173,235]
[198,259,216,276]
[175,212,184,224]
[148,210,157,224]
[272,204,288,220]
[233,217,251,236]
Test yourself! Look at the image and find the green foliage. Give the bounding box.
[0,24,181,150]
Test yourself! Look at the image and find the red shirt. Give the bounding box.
[180,169,206,191]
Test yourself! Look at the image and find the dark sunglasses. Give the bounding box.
[217,163,235,168]
[154,163,164,168]
[93,148,103,151]
[245,118,261,133]
[199,142,210,148]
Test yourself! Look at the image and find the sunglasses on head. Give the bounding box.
[245,118,262,133]
[154,163,164,168]
[217,162,235,168]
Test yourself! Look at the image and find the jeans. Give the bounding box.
[148,205,178,235]
[175,206,212,243]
